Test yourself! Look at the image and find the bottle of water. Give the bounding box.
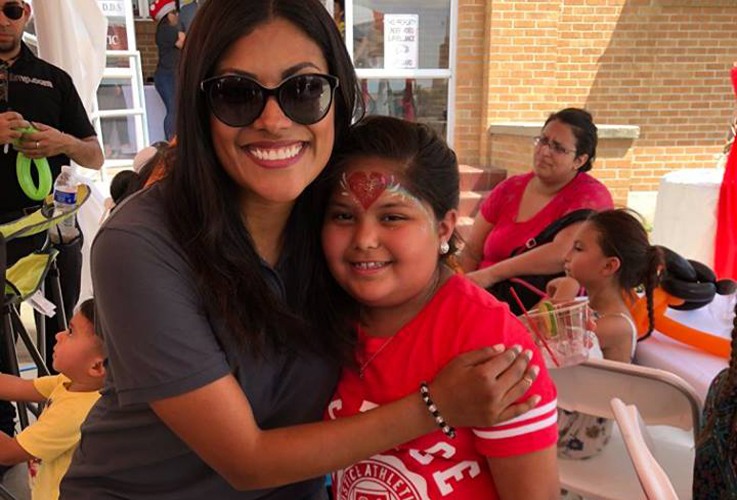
[50,165,79,244]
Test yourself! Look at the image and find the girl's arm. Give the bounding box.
[152,346,540,491]
[0,374,45,404]
[466,222,583,288]
[457,214,493,273]
[487,445,559,499]
[594,315,635,363]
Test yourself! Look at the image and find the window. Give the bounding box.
[346,0,456,143]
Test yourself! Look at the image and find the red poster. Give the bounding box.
[107,24,128,51]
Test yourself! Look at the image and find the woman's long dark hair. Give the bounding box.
[587,209,663,336]
[163,0,362,359]
[697,301,737,452]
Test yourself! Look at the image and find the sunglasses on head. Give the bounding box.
[2,3,24,21]
[200,73,339,127]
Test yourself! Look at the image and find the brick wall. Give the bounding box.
[134,1,737,200]
[135,19,158,82]
[454,0,489,168]
[454,0,737,200]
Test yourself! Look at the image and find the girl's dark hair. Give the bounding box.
[77,298,95,327]
[544,108,598,172]
[324,115,460,259]
[587,209,663,336]
[162,0,361,359]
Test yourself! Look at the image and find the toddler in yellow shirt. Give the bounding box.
[0,298,103,500]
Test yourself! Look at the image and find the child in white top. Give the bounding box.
[548,208,663,458]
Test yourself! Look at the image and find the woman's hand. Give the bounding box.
[429,345,539,428]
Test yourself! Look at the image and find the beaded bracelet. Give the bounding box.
[419,382,456,439]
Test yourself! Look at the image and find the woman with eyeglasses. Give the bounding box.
[60,1,540,498]
[459,108,614,311]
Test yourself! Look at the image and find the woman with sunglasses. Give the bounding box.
[61,1,539,498]
[458,108,614,309]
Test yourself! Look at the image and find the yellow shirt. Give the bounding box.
[15,375,100,500]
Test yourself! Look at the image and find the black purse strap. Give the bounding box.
[510,208,597,257]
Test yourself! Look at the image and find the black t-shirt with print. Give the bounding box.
[0,42,96,215]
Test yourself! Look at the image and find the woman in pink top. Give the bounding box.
[459,108,613,290]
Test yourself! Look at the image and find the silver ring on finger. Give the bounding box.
[35,141,39,149]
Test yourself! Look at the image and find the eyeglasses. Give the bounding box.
[1,3,24,21]
[533,135,576,156]
[200,73,339,127]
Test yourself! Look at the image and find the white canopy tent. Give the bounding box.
[25,0,108,301]
[29,0,107,115]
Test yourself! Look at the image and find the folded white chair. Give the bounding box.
[610,398,679,500]
[551,358,702,500]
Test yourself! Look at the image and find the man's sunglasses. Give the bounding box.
[200,73,339,127]
[2,4,24,21]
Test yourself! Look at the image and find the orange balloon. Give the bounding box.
[628,288,731,359]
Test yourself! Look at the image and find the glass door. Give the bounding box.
[344,0,457,144]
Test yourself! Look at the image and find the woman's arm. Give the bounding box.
[487,445,559,499]
[152,346,540,491]
[458,213,493,273]
[466,221,583,289]
[175,31,186,49]
[0,374,45,404]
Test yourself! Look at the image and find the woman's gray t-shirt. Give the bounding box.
[60,185,339,499]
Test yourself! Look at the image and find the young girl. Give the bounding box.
[321,116,559,499]
[548,208,663,458]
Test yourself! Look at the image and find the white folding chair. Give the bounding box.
[551,358,702,500]
[610,398,679,500]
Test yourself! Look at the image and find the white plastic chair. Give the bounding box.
[551,357,702,500]
[610,398,679,500]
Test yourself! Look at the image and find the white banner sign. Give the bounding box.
[384,14,419,70]
[98,0,125,17]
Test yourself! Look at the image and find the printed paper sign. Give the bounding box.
[384,14,419,70]
[98,0,125,17]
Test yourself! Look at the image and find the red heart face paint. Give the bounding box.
[344,171,394,209]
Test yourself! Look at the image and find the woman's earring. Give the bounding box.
[439,241,450,255]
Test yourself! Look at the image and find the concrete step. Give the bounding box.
[457,165,506,243]
[456,216,474,242]
[459,191,487,218]
[459,164,506,192]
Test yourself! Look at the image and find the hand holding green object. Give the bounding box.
[15,126,52,201]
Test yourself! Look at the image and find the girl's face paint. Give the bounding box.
[344,170,393,209]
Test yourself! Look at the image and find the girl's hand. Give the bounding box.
[546,276,580,303]
[428,345,539,428]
